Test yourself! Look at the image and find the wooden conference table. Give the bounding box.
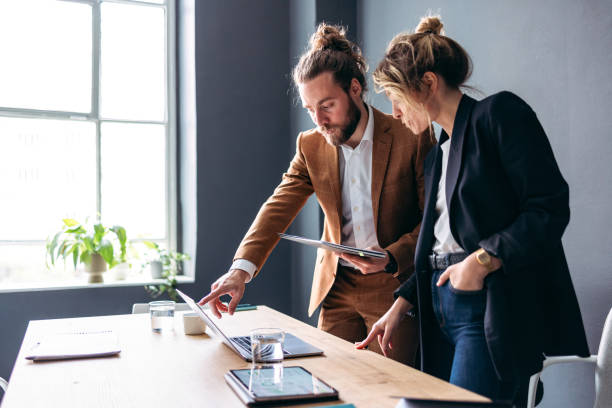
[3,306,489,407]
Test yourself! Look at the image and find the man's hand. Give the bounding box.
[340,246,389,274]
[436,252,502,291]
[355,297,412,356]
[198,269,250,318]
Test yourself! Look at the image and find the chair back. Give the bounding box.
[594,307,612,408]
[132,303,192,314]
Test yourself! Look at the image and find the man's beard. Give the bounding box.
[320,97,362,147]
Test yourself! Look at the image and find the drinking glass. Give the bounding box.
[250,328,285,365]
[149,300,175,333]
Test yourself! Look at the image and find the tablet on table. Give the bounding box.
[225,365,339,406]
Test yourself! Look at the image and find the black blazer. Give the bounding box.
[396,92,589,380]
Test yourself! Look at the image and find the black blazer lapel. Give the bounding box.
[445,95,476,217]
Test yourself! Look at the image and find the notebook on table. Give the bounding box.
[25,330,121,361]
[176,290,324,361]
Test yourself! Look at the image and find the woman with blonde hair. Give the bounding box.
[349,15,589,405]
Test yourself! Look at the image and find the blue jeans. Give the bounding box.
[431,269,501,399]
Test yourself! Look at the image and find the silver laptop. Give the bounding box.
[176,289,324,361]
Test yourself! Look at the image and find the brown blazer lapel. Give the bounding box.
[371,108,392,233]
[323,141,343,244]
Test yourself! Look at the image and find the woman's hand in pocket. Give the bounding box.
[436,253,499,291]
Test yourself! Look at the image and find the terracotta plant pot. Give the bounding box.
[85,253,107,283]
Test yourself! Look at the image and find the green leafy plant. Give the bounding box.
[46,218,127,271]
[112,225,128,264]
[143,241,190,301]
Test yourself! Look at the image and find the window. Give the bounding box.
[0,0,176,286]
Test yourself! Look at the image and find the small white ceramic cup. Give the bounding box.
[183,312,207,335]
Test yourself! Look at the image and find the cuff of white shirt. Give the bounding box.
[230,259,257,283]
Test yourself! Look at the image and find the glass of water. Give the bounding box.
[149,300,175,333]
[250,328,285,366]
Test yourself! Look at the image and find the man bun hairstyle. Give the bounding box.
[293,23,368,98]
[373,15,472,101]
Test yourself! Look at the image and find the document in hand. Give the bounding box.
[25,330,121,361]
[278,233,386,258]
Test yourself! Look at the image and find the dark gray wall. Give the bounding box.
[358,1,612,406]
[316,0,358,43]
[193,0,292,313]
[288,0,320,325]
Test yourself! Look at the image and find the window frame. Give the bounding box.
[0,0,180,287]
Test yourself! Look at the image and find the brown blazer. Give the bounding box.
[234,107,434,316]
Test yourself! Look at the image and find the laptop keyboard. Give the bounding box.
[231,336,252,354]
[231,335,290,356]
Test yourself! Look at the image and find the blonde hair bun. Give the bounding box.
[415,15,444,35]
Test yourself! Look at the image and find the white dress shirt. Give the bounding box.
[432,139,463,254]
[232,105,379,281]
[338,104,379,267]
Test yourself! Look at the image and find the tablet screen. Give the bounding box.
[230,366,336,399]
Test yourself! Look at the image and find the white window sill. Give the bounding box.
[0,274,195,294]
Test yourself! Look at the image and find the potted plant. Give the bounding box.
[143,241,190,301]
[111,226,130,280]
[46,219,126,283]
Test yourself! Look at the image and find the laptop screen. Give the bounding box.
[176,289,237,346]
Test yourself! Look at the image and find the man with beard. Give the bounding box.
[198,24,434,366]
